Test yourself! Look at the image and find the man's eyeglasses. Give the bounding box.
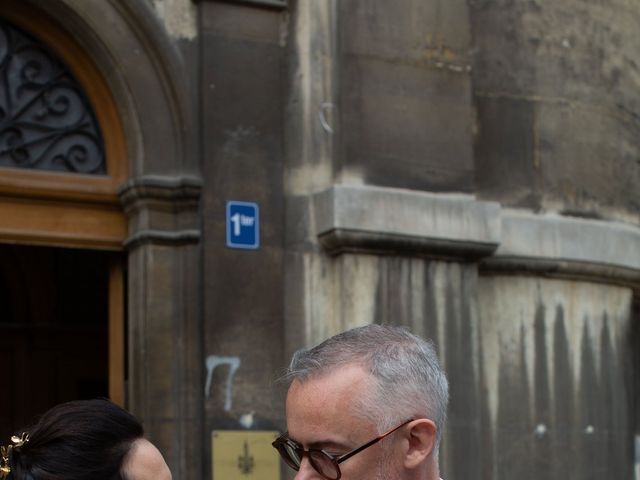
[272,419,413,480]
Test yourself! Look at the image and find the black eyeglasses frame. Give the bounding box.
[272,418,414,480]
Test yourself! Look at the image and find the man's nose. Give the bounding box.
[293,457,321,479]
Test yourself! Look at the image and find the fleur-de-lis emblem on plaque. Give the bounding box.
[237,440,255,475]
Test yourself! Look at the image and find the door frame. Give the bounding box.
[0,3,129,404]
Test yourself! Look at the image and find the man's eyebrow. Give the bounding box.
[306,439,352,452]
[286,433,352,451]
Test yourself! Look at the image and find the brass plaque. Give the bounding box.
[212,430,280,480]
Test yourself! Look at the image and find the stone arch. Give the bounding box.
[14,0,196,179]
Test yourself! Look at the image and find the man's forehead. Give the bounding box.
[285,369,378,446]
[285,365,375,428]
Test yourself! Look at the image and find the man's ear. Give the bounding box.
[403,419,437,469]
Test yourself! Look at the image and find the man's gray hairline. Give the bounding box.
[279,353,368,386]
[283,325,448,451]
[283,356,446,448]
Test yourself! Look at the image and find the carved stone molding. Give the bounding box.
[313,184,640,287]
[483,210,640,287]
[313,184,501,259]
[119,174,202,248]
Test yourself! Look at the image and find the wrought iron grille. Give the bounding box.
[0,18,106,174]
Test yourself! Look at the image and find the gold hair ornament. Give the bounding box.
[0,432,29,479]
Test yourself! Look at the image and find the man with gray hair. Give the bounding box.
[272,324,448,480]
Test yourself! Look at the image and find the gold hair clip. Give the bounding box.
[10,434,28,449]
[0,432,29,479]
[0,445,11,479]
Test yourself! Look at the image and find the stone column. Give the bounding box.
[120,175,203,480]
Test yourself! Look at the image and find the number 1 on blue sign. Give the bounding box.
[230,213,241,236]
[226,201,259,250]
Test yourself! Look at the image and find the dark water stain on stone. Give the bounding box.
[529,301,554,477]
[600,313,632,478]
[460,265,480,425]
[443,265,463,479]
[445,263,482,480]
[631,295,640,436]
[422,261,440,347]
[519,321,532,427]
[373,258,386,326]
[552,304,571,478]
[578,318,600,479]
[391,257,412,324]
[444,266,461,394]
[493,305,545,480]
[496,327,535,480]
[533,302,551,422]
[475,326,495,480]
[378,257,418,328]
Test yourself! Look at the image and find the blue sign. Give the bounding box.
[226,201,259,249]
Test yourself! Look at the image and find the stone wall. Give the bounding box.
[14,1,638,478]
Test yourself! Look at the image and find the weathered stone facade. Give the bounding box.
[3,0,638,478]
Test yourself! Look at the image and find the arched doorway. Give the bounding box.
[0,5,128,439]
[0,2,204,477]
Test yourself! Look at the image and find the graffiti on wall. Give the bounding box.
[205,355,241,411]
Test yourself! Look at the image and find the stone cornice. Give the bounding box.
[313,184,640,286]
[313,184,501,259]
[482,210,640,285]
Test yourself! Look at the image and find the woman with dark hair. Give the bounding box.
[0,399,171,480]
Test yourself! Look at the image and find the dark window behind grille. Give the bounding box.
[0,18,105,174]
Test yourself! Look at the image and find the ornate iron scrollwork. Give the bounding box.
[0,18,105,174]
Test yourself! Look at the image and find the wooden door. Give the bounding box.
[0,246,125,438]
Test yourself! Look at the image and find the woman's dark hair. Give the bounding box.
[9,399,143,480]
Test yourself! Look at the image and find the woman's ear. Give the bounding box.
[403,419,437,469]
